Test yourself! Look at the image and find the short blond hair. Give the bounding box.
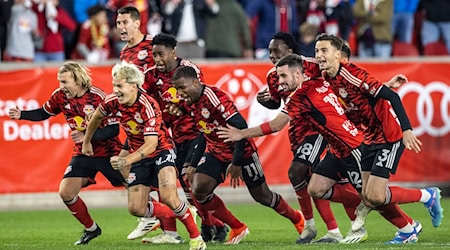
[112,61,144,88]
[58,61,92,88]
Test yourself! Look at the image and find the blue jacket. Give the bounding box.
[245,0,298,49]
[394,0,420,13]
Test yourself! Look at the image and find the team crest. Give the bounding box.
[137,50,148,60]
[83,105,95,115]
[134,112,143,123]
[201,108,210,119]
[127,172,136,184]
[338,88,348,98]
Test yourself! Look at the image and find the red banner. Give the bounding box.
[0,61,449,193]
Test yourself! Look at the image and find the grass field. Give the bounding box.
[0,199,448,250]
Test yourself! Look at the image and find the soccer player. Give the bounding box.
[255,32,366,244]
[8,62,125,245]
[116,6,161,239]
[141,33,228,243]
[171,65,306,245]
[117,6,154,72]
[81,61,206,250]
[313,33,443,243]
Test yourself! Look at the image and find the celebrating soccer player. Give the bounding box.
[8,62,125,245]
[81,61,206,250]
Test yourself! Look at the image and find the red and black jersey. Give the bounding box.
[99,91,174,158]
[119,34,154,72]
[187,85,256,162]
[265,56,321,105]
[324,63,403,144]
[283,78,363,159]
[143,58,202,144]
[43,86,122,157]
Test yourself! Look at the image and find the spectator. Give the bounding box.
[246,0,298,60]
[107,0,152,34]
[4,0,38,62]
[391,0,419,43]
[33,0,77,62]
[72,4,111,63]
[305,0,339,36]
[420,0,450,53]
[353,0,393,58]
[205,0,253,58]
[298,22,319,57]
[0,0,14,61]
[163,0,220,59]
[334,0,354,41]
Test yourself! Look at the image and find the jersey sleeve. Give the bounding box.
[282,89,309,119]
[345,63,385,96]
[98,94,116,117]
[43,89,63,116]
[141,98,161,136]
[216,90,238,121]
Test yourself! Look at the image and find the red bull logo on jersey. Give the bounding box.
[137,50,148,60]
[134,112,143,123]
[83,105,95,115]
[198,120,219,134]
[69,116,87,131]
[160,87,180,103]
[125,120,141,135]
[201,108,210,119]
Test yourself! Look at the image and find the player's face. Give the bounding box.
[153,45,177,73]
[112,77,138,105]
[315,40,341,72]
[269,39,292,65]
[57,71,83,99]
[172,77,200,105]
[276,65,303,91]
[116,13,140,42]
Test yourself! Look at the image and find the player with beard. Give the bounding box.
[140,33,228,244]
[8,62,125,245]
[82,61,206,250]
[255,32,366,244]
[312,33,442,244]
[171,65,306,245]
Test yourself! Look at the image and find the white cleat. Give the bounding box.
[189,236,207,250]
[142,233,185,244]
[127,217,160,240]
[340,226,368,244]
[352,202,372,231]
[296,224,318,244]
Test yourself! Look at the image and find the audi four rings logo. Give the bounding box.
[397,81,450,137]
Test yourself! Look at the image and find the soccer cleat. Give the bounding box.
[189,236,207,250]
[201,224,215,242]
[142,233,185,244]
[127,217,160,240]
[293,210,306,234]
[386,229,418,244]
[213,225,229,243]
[224,224,249,245]
[74,226,102,245]
[424,187,443,227]
[413,220,423,235]
[189,205,199,225]
[340,226,368,244]
[352,202,372,231]
[314,231,343,243]
[296,224,317,244]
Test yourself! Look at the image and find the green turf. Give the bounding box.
[0,199,448,250]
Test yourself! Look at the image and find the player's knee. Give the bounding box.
[128,203,145,217]
[191,188,208,201]
[58,189,76,201]
[307,184,325,199]
[364,190,385,206]
[288,163,308,184]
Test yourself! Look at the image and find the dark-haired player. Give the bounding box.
[171,65,306,245]
[256,32,365,244]
[314,33,442,244]
[141,33,228,244]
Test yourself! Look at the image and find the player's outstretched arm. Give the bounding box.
[8,106,51,121]
[217,112,291,142]
[82,108,106,156]
[384,74,408,89]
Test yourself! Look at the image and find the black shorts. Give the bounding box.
[360,140,404,178]
[127,149,177,189]
[63,155,125,187]
[175,139,197,189]
[196,152,266,189]
[314,148,363,192]
[293,134,327,168]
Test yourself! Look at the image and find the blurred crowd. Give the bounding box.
[0,0,449,63]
